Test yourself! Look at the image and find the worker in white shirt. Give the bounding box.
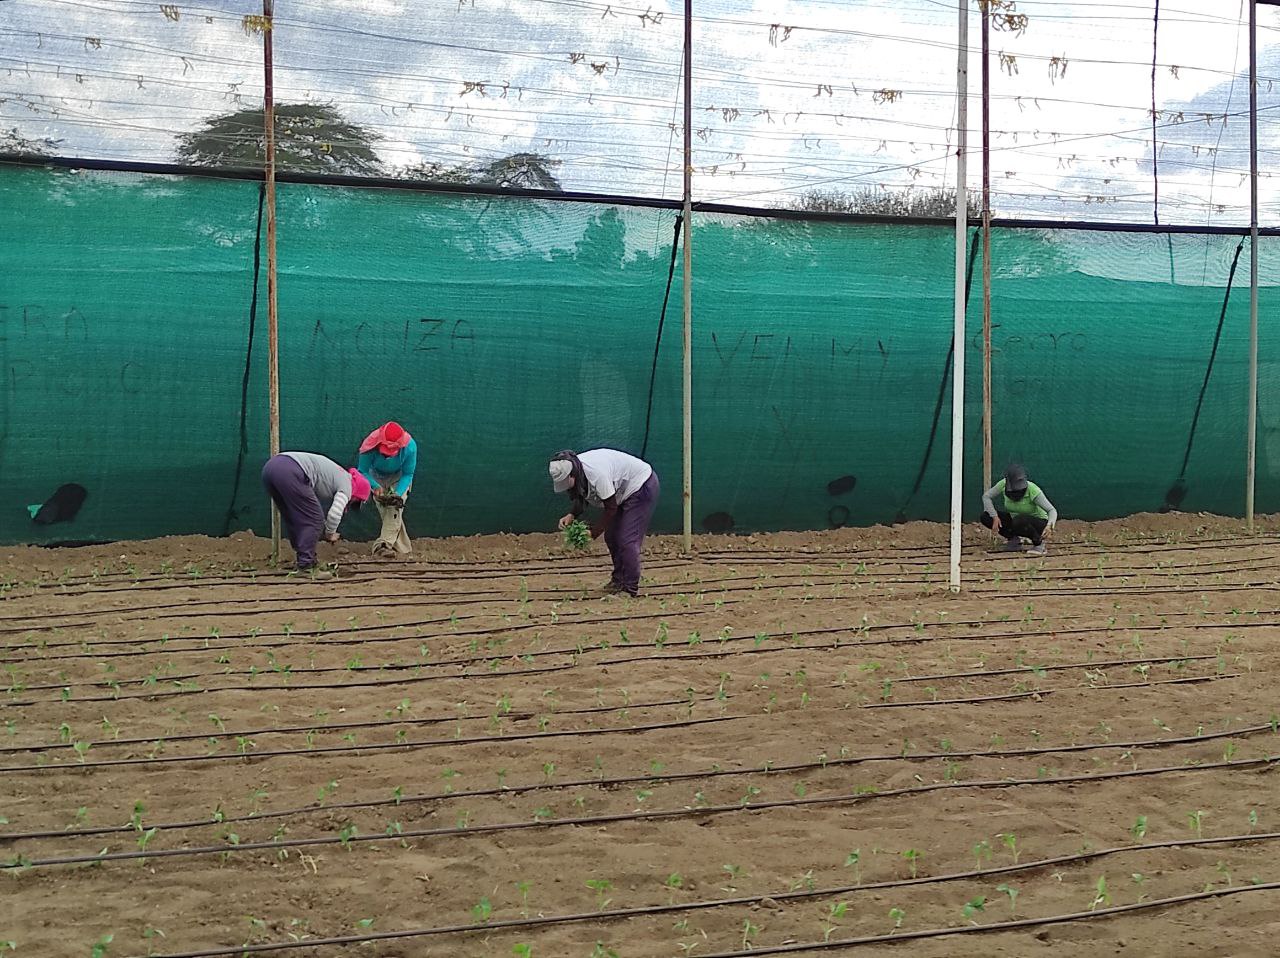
[549,448,660,596]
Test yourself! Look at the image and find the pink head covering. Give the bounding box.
[347,467,372,502]
[359,421,412,457]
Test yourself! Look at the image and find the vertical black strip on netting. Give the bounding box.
[223,183,267,535]
[640,214,684,461]
[1161,237,1246,512]
[896,227,982,523]
[1151,0,1161,226]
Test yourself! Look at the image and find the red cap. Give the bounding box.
[378,421,406,455]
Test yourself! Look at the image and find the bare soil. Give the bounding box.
[1,513,1279,957]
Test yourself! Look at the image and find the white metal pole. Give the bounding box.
[1247,0,1259,532]
[950,0,969,592]
[681,0,693,553]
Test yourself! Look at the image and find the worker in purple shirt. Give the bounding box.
[549,448,660,597]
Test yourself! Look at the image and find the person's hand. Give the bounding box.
[324,531,341,544]
[1043,523,1054,539]
[989,514,1001,535]
[558,513,575,531]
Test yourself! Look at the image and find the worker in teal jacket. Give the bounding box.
[979,463,1058,557]
[357,421,418,555]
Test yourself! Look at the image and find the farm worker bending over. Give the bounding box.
[979,463,1058,558]
[550,448,660,597]
[357,421,418,556]
[261,452,372,572]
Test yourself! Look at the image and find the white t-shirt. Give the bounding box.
[579,449,653,505]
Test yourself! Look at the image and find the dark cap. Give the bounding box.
[1004,463,1028,492]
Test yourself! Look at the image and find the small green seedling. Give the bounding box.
[902,848,922,878]
[1130,816,1148,841]
[888,907,906,930]
[972,839,992,871]
[823,901,848,941]
[472,898,493,924]
[1091,875,1110,910]
[962,895,986,923]
[585,878,613,910]
[999,832,1020,864]
[337,824,357,848]
[844,849,861,884]
[996,883,1018,915]
[91,934,114,958]
[1188,810,1206,839]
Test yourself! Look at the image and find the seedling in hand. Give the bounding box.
[563,521,591,550]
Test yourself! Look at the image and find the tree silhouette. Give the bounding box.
[0,127,63,157]
[175,103,384,176]
[785,187,979,217]
[400,152,562,191]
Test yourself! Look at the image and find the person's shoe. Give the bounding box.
[1002,539,1023,553]
[1025,542,1047,557]
[602,581,626,595]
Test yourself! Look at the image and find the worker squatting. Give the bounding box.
[263,423,1051,596]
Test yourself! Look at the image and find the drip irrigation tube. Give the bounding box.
[0,714,739,775]
[700,881,1280,958]
[2,610,1266,701]
[5,717,1273,842]
[133,838,1280,957]
[4,755,1274,869]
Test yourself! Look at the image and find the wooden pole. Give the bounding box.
[263,0,281,560]
[1247,0,1259,531]
[681,0,693,553]
[981,0,993,493]
[949,0,969,592]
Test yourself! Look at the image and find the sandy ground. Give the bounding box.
[1,513,1279,957]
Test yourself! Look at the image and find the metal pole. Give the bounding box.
[950,0,969,592]
[681,0,693,553]
[1247,0,1259,531]
[263,0,281,560]
[981,0,992,492]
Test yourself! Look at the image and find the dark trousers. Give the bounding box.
[981,510,1047,545]
[605,472,660,595]
[261,455,324,569]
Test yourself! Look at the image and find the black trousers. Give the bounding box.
[980,511,1047,545]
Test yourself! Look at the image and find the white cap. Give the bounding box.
[549,460,574,493]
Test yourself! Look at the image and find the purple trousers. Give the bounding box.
[604,472,660,595]
[261,455,323,570]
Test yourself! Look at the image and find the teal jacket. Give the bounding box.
[357,439,417,496]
